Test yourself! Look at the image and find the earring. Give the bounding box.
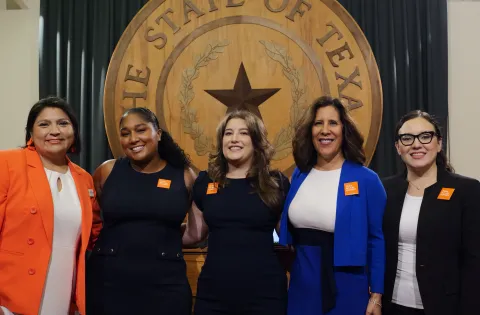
[69,145,76,153]
[27,138,34,147]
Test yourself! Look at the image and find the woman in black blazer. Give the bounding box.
[382,110,480,315]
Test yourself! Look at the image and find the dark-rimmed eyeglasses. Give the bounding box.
[397,131,438,146]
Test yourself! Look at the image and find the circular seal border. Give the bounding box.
[104,0,383,166]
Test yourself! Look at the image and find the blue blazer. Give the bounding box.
[279,160,386,293]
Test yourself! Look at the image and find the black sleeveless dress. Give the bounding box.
[86,158,192,315]
[192,171,290,315]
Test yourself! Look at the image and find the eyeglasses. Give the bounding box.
[397,131,438,146]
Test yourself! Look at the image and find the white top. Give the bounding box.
[1,168,82,315]
[288,168,341,232]
[39,168,82,314]
[392,193,424,309]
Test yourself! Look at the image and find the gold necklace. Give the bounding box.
[408,181,422,190]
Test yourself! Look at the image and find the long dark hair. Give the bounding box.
[119,107,191,169]
[292,96,365,172]
[208,110,283,212]
[25,96,81,153]
[395,110,454,172]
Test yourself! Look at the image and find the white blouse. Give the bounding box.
[288,168,341,232]
[392,193,424,309]
[39,167,82,314]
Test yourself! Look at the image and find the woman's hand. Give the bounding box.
[366,293,382,315]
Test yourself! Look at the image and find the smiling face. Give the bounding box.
[311,105,344,164]
[222,118,254,169]
[31,107,75,159]
[395,117,441,171]
[119,112,161,163]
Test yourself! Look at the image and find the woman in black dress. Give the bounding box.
[86,108,195,315]
[183,110,290,315]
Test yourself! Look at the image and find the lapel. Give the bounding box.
[333,161,362,264]
[25,148,55,247]
[416,169,450,249]
[25,147,92,250]
[67,160,93,255]
[285,168,307,211]
[335,161,351,222]
[335,161,361,226]
[66,160,93,311]
[385,174,409,252]
[279,168,307,245]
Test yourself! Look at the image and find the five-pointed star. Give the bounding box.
[204,63,280,120]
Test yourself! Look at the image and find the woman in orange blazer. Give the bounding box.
[0,96,102,315]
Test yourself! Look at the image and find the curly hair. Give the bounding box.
[395,110,454,172]
[292,96,365,172]
[119,107,191,169]
[208,110,284,212]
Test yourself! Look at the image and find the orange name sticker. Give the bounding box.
[344,182,359,196]
[157,179,171,189]
[438,188,455,200]
[207,182,218,195]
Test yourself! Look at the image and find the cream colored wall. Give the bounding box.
[448,1,480,180]
[0,0,39,150]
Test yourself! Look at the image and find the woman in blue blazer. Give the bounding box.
[279,96,386,315]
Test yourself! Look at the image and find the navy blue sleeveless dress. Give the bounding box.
[86,158,192,315]
[192,171,290,315]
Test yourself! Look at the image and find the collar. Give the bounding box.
[395,166,451,192]
[25,146,82,175]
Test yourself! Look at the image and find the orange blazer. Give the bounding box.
[0,147,102,315]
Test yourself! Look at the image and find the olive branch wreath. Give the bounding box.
[259,40,307,160]
[178,40,230,156]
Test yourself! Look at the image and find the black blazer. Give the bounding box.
[382,169,480,315]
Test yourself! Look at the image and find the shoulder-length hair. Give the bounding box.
[208,110,283,212]
[119,107,191,169]
[395,110,454,172]
[292,96,365,172]
[25,96,81,153]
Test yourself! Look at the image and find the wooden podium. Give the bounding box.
[183,248,207,297]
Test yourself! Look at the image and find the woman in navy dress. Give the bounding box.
[86,108,194,314]
[279,96,386,315]
[183,110,290,315]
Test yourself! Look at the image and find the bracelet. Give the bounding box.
[369,298,382,308]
